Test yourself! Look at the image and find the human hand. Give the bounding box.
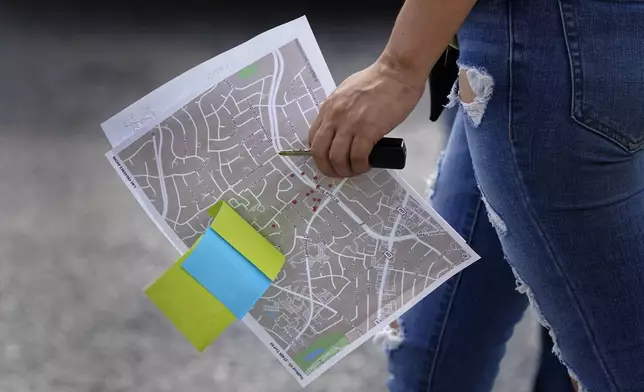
[308,60,425,178]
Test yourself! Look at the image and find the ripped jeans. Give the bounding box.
[388,0,644,390]
[385,115,574,392]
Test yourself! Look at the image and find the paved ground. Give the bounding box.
[0,5,539,391]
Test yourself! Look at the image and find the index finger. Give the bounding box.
[308,104,324,148]
[310,122,338,177]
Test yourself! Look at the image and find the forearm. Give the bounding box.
[378,0,476,86]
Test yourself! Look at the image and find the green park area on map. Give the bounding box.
[237,63,259,78]
[292,332,349,373]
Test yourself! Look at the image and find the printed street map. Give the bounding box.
[103,17,479,386]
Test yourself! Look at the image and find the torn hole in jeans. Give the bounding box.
[446,64,494,127]
[427,150,446,201]
[480,194,508,237]
[509,265,586,392]
[374,319,405,351]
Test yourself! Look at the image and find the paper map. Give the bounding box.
[103,17,479,386]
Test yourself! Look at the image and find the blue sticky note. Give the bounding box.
[181,228,272,319]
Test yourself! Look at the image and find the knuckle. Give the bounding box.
[322,98,337,112]
[350,152,366,164]
[350,142,367,157]
[320,165,335,177]
[311,146,326,159]
[329,152,343,166]
[333,128,347,140]
[346,121,365,137]
[336,127,355,143]
[352,138,371,155]
[308,129,318,143]
[327,100,344,116]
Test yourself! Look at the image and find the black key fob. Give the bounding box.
[368,137,407,170]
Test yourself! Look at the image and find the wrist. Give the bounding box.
[376,49,430,92]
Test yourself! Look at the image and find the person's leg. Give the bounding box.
[386,114,550,392]
[457,0,644,390]
[534,327,576,392]
[385,114,573,392]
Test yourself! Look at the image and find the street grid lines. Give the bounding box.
[115,39,472,375]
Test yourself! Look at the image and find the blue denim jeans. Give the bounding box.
[388,0,644,390]
[387,115,574,392]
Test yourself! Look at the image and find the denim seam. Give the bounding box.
[424,198,483,391]
[507,0,514,141]
[508,7,619,389]
[508,146,618,392]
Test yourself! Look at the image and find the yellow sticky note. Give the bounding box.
[145,249,236,352]
[208,200,285,280]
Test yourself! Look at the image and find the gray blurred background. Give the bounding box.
[0,2,539,391]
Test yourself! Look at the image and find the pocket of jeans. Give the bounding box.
[559,0,644,152]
